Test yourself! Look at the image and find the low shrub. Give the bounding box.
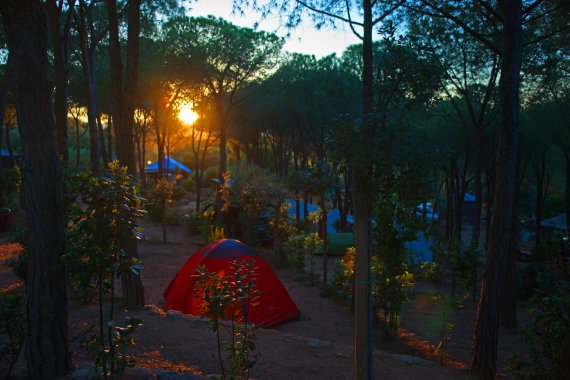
[508,278,570,378]
[0,293,26,379]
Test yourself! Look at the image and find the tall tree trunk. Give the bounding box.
[107,115,113,160]
[77,0,100,174]
[74,116,80,167]
[105,0,145,308]
[0,55,8,157]
[472,125,484,247]
[97,114,109,167]
[353,2,374,379]
[105,0,123,163]
[121,0,140,173]
[46,0,70,165]
[535,165,544,246]
[5,124,14,166]
[566,153,570,235]
[471,1,522,378]
[215,94,226,223]
[1,0,72,377]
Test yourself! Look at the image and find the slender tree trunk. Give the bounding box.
[321,197,328,286]
[472,125,484,247]
[111,0,145,308]
[46,0,70,164]
[105,0,123,163]
[353,2,374,379]
[97,114,108,167]
[0,55,8,157]
[141,127,147,187]
[74,116,80,167]
[471,1,522,378]
[566,153,570,235]
[1,0,72,377]
[5,124,14,166]
[535,166,544,246]
[107,116,113,160]
[215,94,226,223]
[77,0,100,174]
[121,0,141,173]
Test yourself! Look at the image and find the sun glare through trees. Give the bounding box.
[178,105,199,125]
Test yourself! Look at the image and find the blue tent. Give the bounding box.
[145,157,191,174]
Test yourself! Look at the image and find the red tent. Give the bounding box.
[163,239,299,328]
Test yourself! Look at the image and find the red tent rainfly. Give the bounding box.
[164,239,300,328]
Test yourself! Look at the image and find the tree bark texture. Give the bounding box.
[0,0,72,377]
[471,1,522,378]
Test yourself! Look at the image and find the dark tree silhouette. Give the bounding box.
[0,0,72,377]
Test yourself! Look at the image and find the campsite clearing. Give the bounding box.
[0,217,529,379]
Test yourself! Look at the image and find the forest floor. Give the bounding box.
[0,216,533,379]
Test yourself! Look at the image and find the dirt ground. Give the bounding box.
[0,217,530,379]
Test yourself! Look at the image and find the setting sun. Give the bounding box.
[178,106,199,125]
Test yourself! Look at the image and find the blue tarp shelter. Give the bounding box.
[541,213,567,231]
[145,157,191,174]
[405,232,433,264]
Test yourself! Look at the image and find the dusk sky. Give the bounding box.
[188,0,362,57]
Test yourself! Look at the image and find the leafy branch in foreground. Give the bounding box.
[64,161,145,378]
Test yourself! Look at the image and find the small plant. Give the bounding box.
[0,166,20,209]
[64,161,144,378]
[147,177,173,242]
[194,259,261,380]
[432,294,456,364]
[303,232,322,285]
[284,233,306,271]
[334,245,415,339]
[418,261,442,284]
[0,293,25,379]
[508,278,570,379]
[210,225,227,241]
[283,231,322,284]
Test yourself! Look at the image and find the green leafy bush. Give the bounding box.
[508,279,570,379]
[195,259,260,379]
[0,166,20,209]
[284,231,322,284]
[64,161,144,377]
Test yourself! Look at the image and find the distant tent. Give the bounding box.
[405,232,433,264]
[541,213,567,231]
[285,199,320,220]
[463,193,476,221]
[164,239,299,328]
[145,157,191,174]
[326,208,354,233]
[285,200,355,233]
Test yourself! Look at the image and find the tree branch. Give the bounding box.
[524,23,570,47]
[295,0,363,27]
[475,0,502,23]
[345,0,363,40]
[372,0,406,25]
[413,1,501,55]
[523,0,545,16]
